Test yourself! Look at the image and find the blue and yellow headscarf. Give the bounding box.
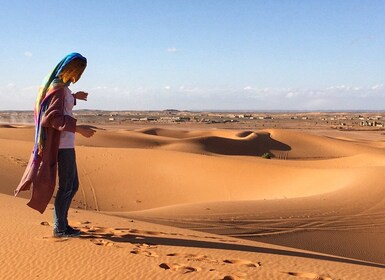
[33,52,87,159]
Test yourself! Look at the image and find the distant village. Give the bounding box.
[80,110,385,129]
[1,110,384,130]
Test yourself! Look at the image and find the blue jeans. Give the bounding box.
[53,148,79,232]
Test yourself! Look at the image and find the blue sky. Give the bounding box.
[1,0,384,110]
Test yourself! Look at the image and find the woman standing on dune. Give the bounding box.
[15,53,95,237]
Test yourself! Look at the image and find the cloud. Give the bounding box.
[166,47,178,53]
[0,83,37,110]
[285,91,298,98]
[23,51,33,57]
[371,84,384,90]
[2,83,385,111]
[6,83,16,89]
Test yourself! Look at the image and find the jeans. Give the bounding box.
[53,148,79,232]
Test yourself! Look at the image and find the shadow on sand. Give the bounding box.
[79,230,384,269]
[199,132,291,157]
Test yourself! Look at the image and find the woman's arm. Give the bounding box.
[76,125,95,137]
[73,91,88,101]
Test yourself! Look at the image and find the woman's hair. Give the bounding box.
[58,58,87,83]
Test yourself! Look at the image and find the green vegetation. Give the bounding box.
[261,153,271,159]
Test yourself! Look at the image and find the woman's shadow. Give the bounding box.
[79,228,384,269]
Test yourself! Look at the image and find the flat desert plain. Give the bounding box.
[0,115,384,279]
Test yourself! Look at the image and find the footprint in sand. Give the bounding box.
[166,253,179,257]
[185,254,219,264]
[42,236,70,243]
[90,239,114,247]
[131,249,158,257]
[130,243,159,257]
[284,271,333,280]
[166,252,219,265]
[159,263,201,274]
[223,259,261,268]
[81,226,115,235]
[2,155,28,167]
[222,275,245,280]
[73,222,133,237]
[88,226,132,236]
[11,157,28,167]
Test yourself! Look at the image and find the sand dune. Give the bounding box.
[2,194,384,279]
[1,125,384,279]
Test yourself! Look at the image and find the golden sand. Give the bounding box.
[1,125,384,279]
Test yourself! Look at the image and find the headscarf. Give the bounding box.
[33,52,87,160]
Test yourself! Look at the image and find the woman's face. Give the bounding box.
[60,60,87,84]
[70,68,84,83]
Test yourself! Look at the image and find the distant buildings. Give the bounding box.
[360,120,384,127]
[101,112,384,128]
[3,109,383,130]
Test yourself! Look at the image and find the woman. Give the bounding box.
[15,53,95,237]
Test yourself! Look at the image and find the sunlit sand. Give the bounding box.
[1,122,384,279]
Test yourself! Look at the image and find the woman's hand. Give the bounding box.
[76,125,96,138]
[74,91,88,101]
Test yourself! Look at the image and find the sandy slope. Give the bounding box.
[1,194,384,280]
[1,125,385,279]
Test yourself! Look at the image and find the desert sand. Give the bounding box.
[0,123,384,279]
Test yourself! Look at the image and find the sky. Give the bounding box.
[1,0,384,111]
